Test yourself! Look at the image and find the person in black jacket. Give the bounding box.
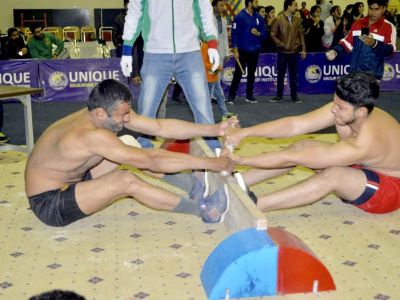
[303,5,324,52]
[0,28,30,60]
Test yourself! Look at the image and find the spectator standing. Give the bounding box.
[303,5,325,52]
[384,9,397,26]
[201,42,232,121]
[130,33,186,123]
[344,4,355,29]
[295,9,306,25]
[323,5,344,50]
[269,0,306,104]
[319,0,333,22]
[112,0,129,57]
[261,6,277,53]
[0,28,30,60]
[266,6,276,25]
[331,8,349,49]
[352,2,365,22]
[226,0,267,105]
[326,0,396,80]
[120,0,221,151]
[212,0,231,111]
[300,2,311,19]
[258,6,267,19]
[27,23,64,60]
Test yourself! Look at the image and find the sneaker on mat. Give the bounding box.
[189,171,209,201]
[199,184,230,223]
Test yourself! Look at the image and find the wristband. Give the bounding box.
[122,45,133,56]
[207,39,217,50]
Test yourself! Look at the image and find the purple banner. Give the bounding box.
[0,59,40,101]
[39,58,140,102]
[2,53,400,103]
[221,52,400,96]
[298,52,352,94]
[220,54,288,96]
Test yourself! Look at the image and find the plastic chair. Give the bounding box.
[13,27,29,38]
[43,27,63,41]
[63,26,80,42]
[24,28,32,39]
[99,27,113,42]
[81,26,96,42]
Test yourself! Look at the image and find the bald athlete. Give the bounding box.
[25,79,236,227]
[225,72,400,213]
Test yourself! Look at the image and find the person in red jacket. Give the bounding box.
[326,0,396,80]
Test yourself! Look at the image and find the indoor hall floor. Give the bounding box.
[1,133,399,300]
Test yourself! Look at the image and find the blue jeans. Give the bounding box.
[137,51,221,151]
[208,81,228,118]
[211,58,229,118]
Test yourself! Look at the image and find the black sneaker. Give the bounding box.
[292,98,302,104]
[226,96,235,105]
[245,94,258,104]
[0,132,9,143]
[269,96,283,103]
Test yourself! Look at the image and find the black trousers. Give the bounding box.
[276,52,299,100]
[229,49,260,97]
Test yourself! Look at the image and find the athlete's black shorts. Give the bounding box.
[28,172,92,227]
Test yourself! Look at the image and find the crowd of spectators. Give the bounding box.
[257,0,399,54]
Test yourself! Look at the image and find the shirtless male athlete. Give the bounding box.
[25,79,236,227]
[224,72,400,214]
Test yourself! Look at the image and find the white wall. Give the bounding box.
[0,0,124,32]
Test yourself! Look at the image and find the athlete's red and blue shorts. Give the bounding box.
[341,165,400,214]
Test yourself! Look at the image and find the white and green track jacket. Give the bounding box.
[122,0,218,54]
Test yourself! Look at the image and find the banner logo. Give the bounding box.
[221,67,235,85]
[48,71,68,90]
[382,63,395,81]
[305,65,322,83]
